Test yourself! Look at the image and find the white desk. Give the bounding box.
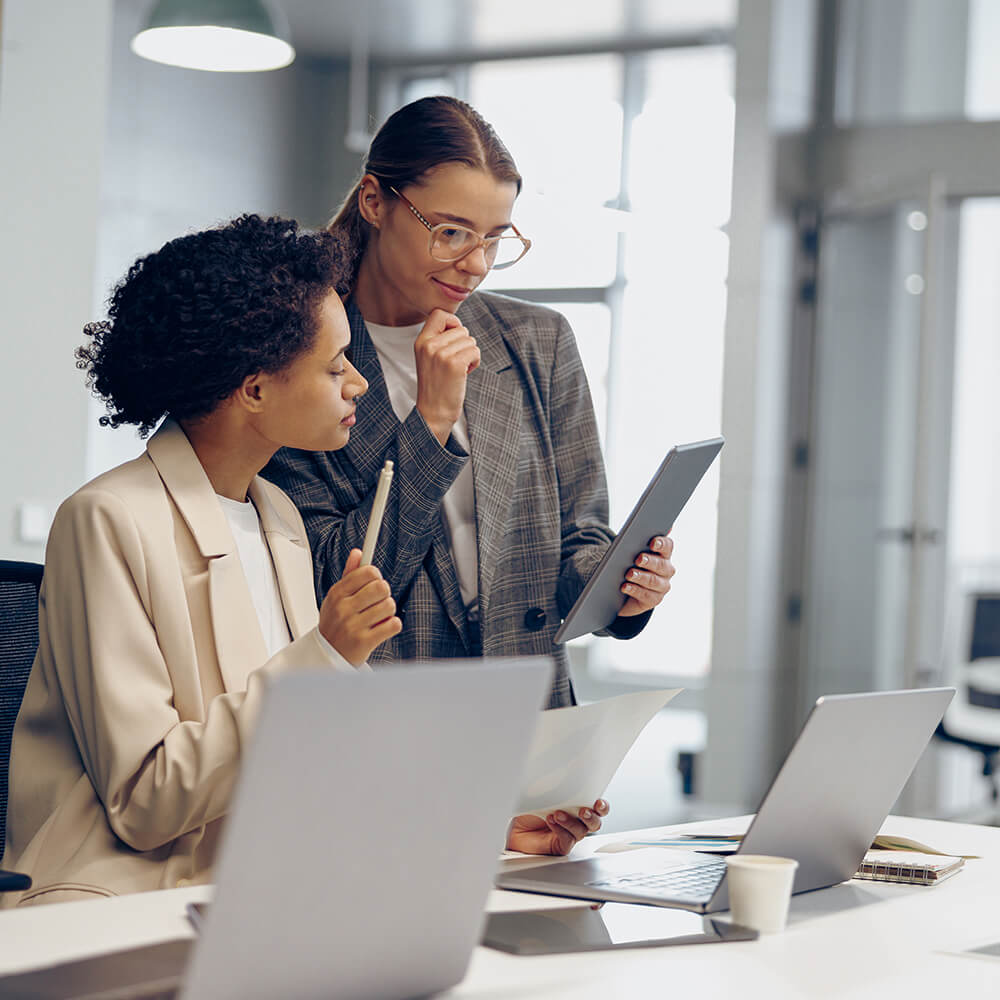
[1,815,999,999]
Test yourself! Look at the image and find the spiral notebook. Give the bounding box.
[610,836,969,886]
[855,850,965,885]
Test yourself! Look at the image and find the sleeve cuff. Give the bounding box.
[310,627,372,672]
[600,609,653,640]
[395,409,468,518]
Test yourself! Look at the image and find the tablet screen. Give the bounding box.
[554,436,724,643]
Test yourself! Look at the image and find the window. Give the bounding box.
[605,47,732,680]
[949,198,1000,565]
[469,54,622,291]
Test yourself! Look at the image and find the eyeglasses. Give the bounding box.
[389,186,531,271]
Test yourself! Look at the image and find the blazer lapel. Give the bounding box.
[207,556,267,693]
[249,480,317,640]
[147,420,268,693]
[341,304,399,483]
[460,300,522,621]
[425,522,474,648]
[343,301,472,647]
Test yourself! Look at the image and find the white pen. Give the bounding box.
[360,460,394,566]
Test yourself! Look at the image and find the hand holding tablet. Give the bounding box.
[618,533,675,616]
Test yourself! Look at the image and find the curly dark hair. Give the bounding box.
[77,214,351,436]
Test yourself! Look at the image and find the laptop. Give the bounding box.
[496,687,955,914]
[0,659,553,1000]
[175,658,552,1000]
[0,658,554,1000]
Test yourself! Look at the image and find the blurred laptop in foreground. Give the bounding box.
[0,658,553,1000]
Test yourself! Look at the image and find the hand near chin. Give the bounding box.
[414,309,480,445]
[318,548,402,665]
[506,800,610,856]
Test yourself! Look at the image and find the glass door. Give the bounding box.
[802,191,960,812]
[936,197,1000,816]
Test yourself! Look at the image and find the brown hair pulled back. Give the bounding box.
[329,96,521,289]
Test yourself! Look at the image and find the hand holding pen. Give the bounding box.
[317,460,400,664]
[361,460,393,566]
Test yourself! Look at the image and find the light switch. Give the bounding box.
[18,503,52,544]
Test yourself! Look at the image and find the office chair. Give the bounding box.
[935,562,1000,825]
[0,559,41,891]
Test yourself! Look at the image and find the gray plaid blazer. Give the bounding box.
[263,292,648,709]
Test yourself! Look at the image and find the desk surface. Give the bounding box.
[1,814,998,999]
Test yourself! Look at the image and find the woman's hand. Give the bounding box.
[414,308,481,445]
[506,799,610,856]
[318,548,402,665]
[618,535,675,617]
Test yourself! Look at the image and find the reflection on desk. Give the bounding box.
[482,904,757,953]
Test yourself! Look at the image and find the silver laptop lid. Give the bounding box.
[709,686,955,909]
[181,657,553,1000]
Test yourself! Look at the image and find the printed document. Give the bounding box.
[516,688,681,816]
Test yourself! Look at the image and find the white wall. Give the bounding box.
[0,0,358,552]
[0,0,113,562]
[89,2,355,478]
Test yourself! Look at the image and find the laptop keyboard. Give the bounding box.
[586,857,727,901]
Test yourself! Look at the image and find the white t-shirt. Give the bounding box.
[217,493,347,666]
[366,320,480,611]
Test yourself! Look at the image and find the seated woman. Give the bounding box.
[2,215,401,906]
[3,214,605,908]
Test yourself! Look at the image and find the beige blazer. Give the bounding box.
[3,421,348,907]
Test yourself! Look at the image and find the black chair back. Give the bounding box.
[0,560,43,864]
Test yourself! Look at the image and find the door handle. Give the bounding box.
[876,524,941,545]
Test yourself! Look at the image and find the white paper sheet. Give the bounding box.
[515,687,682,816]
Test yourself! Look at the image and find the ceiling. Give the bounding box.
[278,0,737,63]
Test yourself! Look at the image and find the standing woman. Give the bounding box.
[263,97,675,851]
[3,215,400,907]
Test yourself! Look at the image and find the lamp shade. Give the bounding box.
[131,0,295,72]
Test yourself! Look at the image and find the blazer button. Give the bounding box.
[523,608,547,631]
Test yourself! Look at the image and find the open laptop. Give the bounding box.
[175,658,552,1000]
[496,687,954,914]
[0,658,552,1000]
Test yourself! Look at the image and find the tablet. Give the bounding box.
[481,903,756,954]
[554,436,724,644]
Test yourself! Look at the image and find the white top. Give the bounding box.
[218,493,348,667]
[366,320,479,610]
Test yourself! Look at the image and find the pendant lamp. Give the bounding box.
[131,0,295,72]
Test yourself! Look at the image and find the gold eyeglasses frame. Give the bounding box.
[389,186,531,271]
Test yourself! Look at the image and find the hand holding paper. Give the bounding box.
[506,799,610,857]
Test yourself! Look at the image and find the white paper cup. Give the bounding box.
[725,855,799,934]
